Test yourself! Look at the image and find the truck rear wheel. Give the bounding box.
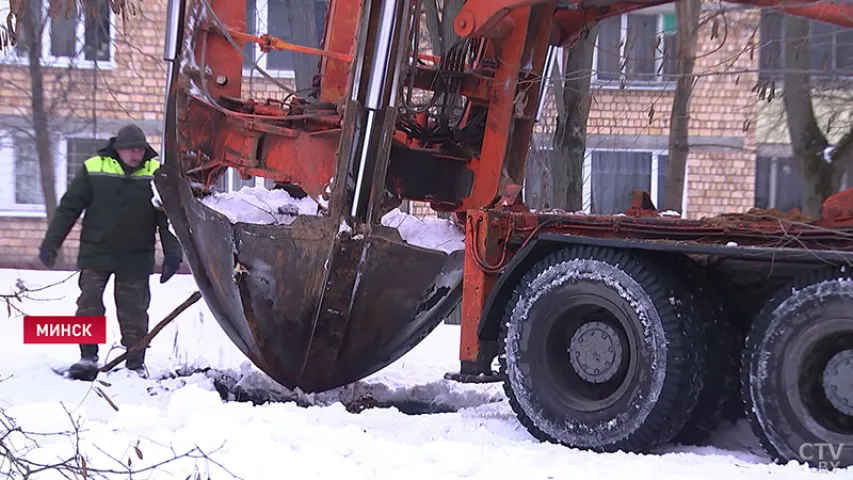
[498,245,705,453]
[667,255,741,445]
[741,266,853,469]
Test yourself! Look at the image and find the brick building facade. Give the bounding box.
[528,4,851,219]
[0,1,849,271]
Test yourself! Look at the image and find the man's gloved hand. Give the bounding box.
[160,256,181,284]
[39,246,57,268]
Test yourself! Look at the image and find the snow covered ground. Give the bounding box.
[0,268,847,479]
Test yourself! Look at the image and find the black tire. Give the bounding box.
[708,269,750,423]
[665,254,741,445]
[498,245,705,453]
[741,266,853,469]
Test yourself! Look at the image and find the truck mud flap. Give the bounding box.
[154,165,463,392]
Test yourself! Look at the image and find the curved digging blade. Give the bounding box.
[154,165,464,393]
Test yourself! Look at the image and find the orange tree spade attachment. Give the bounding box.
[151,0,853,468]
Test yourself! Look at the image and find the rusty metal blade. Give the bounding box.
[154,164,463,392]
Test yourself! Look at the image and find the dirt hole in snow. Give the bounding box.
[214,383,460,415]
[195,366,503,415]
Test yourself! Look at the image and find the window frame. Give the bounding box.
[582,148,670,214]
[0,129,62,216]
[212,168,264,192]
[0,125,270,218]
[0,129,119,217]
[591,10,678,90]
[754,154,853,212]
[0,0,117,70]
[758,9,853,86]
[521,143,689,216]
[535,45,564,123]
[754,155,798,211]
[64,136,112,184]
[0,129,108,217]
[241,0,329,80]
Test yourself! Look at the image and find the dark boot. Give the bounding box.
[69,270,110,381]
[125,347,147,378]
[68,354,99,381]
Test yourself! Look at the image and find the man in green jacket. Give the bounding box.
[39,123,183,380]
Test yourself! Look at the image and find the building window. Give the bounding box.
[0,130,118,215]
[243,0,329,75]
[594,12,677,85]
[521,145,555,209]
[13,135,43,205]
[585,149,668,214]
[66,137,106,185]
[755,155,853,212]
[754,156,802,212]
[1,0,114,66]
[13,135,104,205]
[3,133,62,211]
[213,168,259,193]
[759,10,853,83]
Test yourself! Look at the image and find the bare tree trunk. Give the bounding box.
[21,0,58,220]
[781,15,835,217]
[421,0,464,123]
[441,0,463,52]
[551,26,599,211]
[830,127,853,188]
[287,0,319,92]
[422,0,443,53]
[420,0,464,219]
[663,0,699,213]
[421,0,463,55]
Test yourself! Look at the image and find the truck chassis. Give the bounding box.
[451,190,853,466]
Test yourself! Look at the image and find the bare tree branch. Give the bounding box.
[0,365,244,479]
[1,271,78,317]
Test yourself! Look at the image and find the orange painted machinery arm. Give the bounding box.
[170,0,853,216]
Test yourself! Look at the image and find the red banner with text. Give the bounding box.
[23,316,107,344]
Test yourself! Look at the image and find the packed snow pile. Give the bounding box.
[199,186,465,253]
[380,208,465,253]
[200,185,323,224]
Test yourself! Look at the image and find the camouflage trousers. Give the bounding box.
[76,269,151,368]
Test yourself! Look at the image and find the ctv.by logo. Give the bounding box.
[798,443,846,471]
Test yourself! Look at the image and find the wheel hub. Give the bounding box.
[822,349,853,416]
[568,322,623,383]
